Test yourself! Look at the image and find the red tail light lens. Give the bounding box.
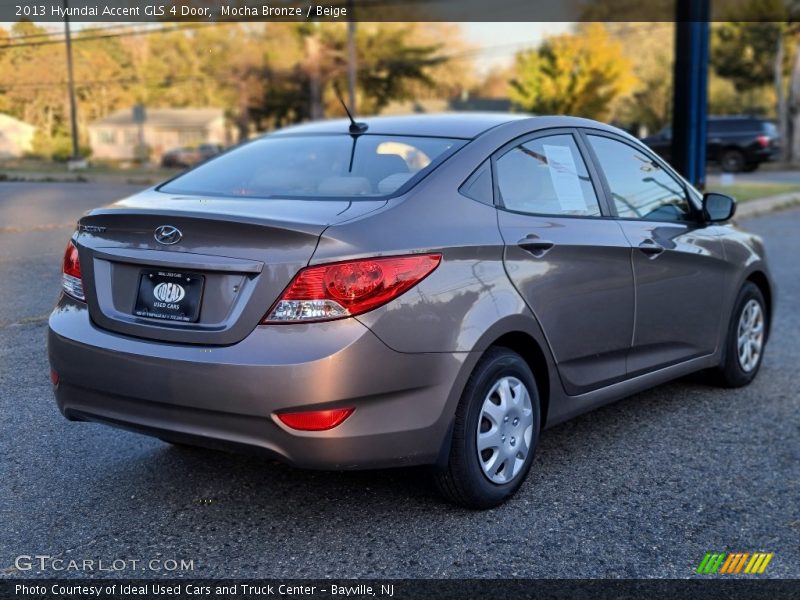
[264,254,441,323]
[61,241,85,301]
[276,408,354,431]
[756,134,770,148]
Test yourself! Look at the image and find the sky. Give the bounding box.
[462,22,571,73]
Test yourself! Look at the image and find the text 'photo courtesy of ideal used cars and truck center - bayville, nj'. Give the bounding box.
[1,1,799,599]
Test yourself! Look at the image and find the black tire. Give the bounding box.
[709,282,768,388]
[742,162,760,173]
[435,347,541,509]
[720,149,746,173]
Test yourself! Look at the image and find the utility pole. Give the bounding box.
[347,0,357,114]
[63,0,80,160]
[305,33,324,120]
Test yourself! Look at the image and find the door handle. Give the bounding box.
[638,239,665,256]
[518,237,555,256]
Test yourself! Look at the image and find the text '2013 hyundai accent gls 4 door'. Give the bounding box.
[48,115,773,508]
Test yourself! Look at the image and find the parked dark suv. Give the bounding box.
[642,116,780,172]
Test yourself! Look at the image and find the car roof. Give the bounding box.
[270,112,534,139]
[709,115,764,122]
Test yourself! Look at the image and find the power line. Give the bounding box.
[0,22,215,50]
[0,22,144,42]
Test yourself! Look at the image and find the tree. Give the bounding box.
[0,22,78,155]
[509,23,636,120]
[713,21,788,92]
[294,22,445,118]
[0,21,470,157]
[605,23,674,135]
[710,1,799,160]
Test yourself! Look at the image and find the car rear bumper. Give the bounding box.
[48,297,466,469]
[748,147,779,163]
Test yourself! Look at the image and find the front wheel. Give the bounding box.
[435,347,541,509]
[710,282,768,387]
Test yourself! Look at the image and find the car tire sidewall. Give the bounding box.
[455,350,541,507]
[721,282,767,386]
[721,149,745,173]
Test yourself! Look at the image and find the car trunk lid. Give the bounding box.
[75,190,384,345]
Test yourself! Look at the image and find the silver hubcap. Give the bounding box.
[737,299,764,373]
[476,376,534,485]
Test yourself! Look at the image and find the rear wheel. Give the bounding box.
[710,282,767,387]
[435,347,540,509]
[720,149,746,173]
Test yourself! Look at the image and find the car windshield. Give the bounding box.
[159,134,465,199]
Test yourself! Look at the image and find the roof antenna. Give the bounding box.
[334,82,368,135]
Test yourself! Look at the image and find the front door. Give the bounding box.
[583,132,729,376]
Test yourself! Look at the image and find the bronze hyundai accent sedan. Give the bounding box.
[48,114,773,508]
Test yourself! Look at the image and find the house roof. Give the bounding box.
[0,113,35,132]
[90,108,223,129]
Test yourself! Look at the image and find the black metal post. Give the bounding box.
[671,0,710,188]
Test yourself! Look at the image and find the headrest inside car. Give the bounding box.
[317,176,372,195]
[378,172,414,194]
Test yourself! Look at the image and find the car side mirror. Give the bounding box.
[703,192,736,222]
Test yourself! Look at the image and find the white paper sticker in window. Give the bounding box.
[543,144,586,212]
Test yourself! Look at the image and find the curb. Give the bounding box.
[736,192,800,219]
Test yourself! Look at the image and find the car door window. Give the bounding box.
[495,134,601,217]
[587,135,692,222]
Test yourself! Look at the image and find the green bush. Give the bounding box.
[31,131,90,161]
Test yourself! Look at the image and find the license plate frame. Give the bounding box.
[133,269,205,323]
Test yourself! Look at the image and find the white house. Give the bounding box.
[0,113,36,158]
[88,107,227,162]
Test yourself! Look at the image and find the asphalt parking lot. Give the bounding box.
[1,182,798,579]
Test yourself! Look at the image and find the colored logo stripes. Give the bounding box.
[696,552,773,574]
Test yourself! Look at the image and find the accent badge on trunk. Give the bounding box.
[154,225,182,245]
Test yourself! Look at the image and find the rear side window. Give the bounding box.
[707,121,724,134]
[587,135,692,222]
[710,119,759,133]
[159,134,465,199]
[459,160,493,205]
[762,121,778,136]
[495,134,601,217]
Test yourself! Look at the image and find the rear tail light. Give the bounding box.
[50,369,59,385]
[61,240,85,301]
[263,254,441,323]
[276,408,354,431]
[756,134,770,148]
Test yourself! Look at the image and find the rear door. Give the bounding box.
[582,130,729,376]
[494,129,635,395]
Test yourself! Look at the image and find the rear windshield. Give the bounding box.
[159,134,465,199]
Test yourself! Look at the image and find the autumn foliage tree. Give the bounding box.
[0,21,455,158]
[509,23,636,120]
